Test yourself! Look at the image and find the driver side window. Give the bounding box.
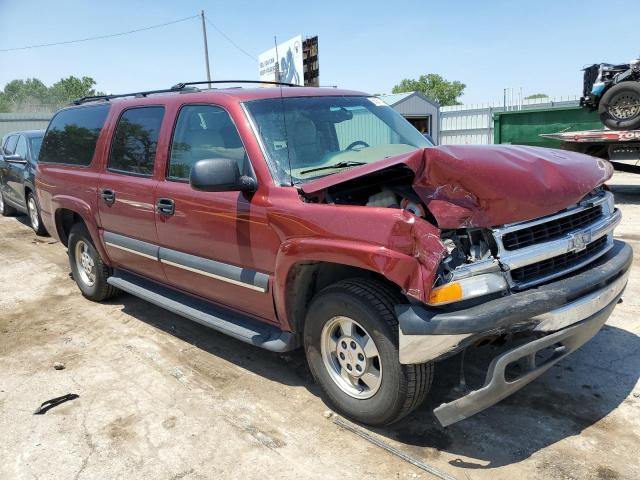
[14,135,28,159]
[168,105,248,181]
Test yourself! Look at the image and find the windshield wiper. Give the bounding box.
[300,161,366,175]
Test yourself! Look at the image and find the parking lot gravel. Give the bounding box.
[1,172,639,480]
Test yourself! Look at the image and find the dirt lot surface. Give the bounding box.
[1,172,639,480]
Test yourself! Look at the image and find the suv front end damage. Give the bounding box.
[396,190,631,425]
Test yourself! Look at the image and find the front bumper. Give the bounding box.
[395,240,632,426]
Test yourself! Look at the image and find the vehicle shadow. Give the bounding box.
[110,294,316,388]
[372,323,640,469]
[111,292,639,469]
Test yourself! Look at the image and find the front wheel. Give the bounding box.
[599,82,640,130]
[27,193,48,236]
[304,278,433,426]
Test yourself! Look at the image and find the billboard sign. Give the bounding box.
[259,35,304,86]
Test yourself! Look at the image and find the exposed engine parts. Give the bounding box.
[436,229,496,282]
[302,165,431,219]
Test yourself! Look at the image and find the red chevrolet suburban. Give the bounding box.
[35,82,632,426]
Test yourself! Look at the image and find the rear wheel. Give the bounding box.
[304,278,433,426]
[27,193,48,236]
[68,223,119,302]
[599,82,640,130]
[0,191,17,217]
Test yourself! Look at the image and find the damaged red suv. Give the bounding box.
[35,82,631,426]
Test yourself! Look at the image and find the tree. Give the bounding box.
[0,76,103,112]
[48,76,102,105]
[392,74,466,106]
[525,93,549,100]
[1,78,49,111]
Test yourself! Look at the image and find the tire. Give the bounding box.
[304,278,433,426]
[0,191,17,217]
[598,82,640,130]
[68,223,119,302]
[26,192,48,236]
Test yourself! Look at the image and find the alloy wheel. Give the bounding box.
[75,240,96,287]
[320,316,382,399]
[28,197,39,230]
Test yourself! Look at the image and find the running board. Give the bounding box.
[107,270,299,352]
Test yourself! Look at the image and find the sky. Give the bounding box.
[0,0,638,105]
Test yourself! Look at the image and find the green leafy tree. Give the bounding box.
[525,93,549,100]
[392,74,466,106]
[1,78,49,110]
[48,76,103,105]
[0,76,104,112]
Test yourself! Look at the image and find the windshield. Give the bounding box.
[244,96,431,185]
[29,136,44,160]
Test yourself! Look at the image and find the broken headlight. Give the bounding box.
[428,229,507,306]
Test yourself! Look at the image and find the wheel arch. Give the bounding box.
[53,204,112,266]
[274,238,424,333]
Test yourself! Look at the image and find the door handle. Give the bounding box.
[101,189,115,205]
[156,198,175,216]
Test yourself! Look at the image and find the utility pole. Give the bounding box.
[200,10,211,87]
[273,36,280,83]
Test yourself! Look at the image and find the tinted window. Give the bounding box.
[14,135,28,158]
[29,136,43,160]
[4,135,18,155]
[40,104,110,166]
[168,105,247,180]
[108,107,164,176]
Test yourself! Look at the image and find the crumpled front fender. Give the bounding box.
[273,221,446,330]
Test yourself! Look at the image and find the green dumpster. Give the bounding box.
[493,107,602,148]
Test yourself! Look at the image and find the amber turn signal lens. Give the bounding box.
[428,282,463,305]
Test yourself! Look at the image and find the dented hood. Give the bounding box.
[301,145,613,228]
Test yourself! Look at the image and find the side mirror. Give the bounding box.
[190,158,257,193]
[4,154,26,164]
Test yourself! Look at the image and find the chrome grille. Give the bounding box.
[491,192,619,290]
[510,236,608,284]
[502,205,603,250]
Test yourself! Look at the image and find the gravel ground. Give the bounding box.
[1,171,639,480]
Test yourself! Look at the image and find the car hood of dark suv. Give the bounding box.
[300,145,614,229]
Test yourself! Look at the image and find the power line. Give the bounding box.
[0,15,199,52]
[205,17,257,61]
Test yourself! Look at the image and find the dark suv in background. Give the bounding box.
[0,129,47,235]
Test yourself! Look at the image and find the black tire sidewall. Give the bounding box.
[27,193,47,236]
[1,192,15,217]
[599,82,640,130]
[304,288,407,425]
[68,225,107,300]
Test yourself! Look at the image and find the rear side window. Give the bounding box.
[168,105,247,180]
[108,107,165,176]
[40,104,110,166]
[29,136,43,160]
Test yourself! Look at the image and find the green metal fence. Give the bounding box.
[493,107,602,148]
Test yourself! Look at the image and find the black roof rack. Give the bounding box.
[171,80,300,89]
[72,80,300,105]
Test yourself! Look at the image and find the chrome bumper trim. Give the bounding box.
[433,294,620,426]
[533,268,629,332]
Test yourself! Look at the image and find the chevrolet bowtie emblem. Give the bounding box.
[569,231,592,252]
